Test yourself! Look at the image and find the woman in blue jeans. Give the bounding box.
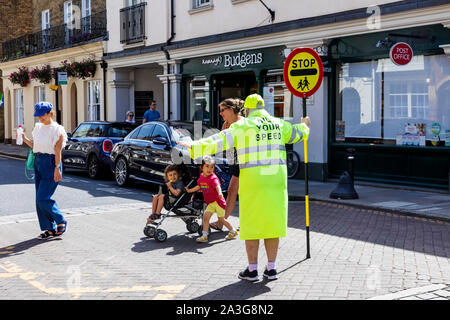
[20,102,68,239]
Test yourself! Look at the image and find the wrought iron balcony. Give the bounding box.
[1,11,107,62]
[120,2,147,44]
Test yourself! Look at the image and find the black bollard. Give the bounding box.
[329,148,359,199]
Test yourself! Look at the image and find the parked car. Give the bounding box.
[110,121,231,190]
[62,121,138,179]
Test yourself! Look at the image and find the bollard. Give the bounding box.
[329,148,359,199]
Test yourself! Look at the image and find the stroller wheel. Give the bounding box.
[155,229,168,242]
[186,222,200,233]
[144,226,156,238]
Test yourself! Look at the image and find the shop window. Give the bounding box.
[264,71,293,119]
[337,55,450,146]
[15,89,24,127]
[188,78,211,125]
[87,80,101,121]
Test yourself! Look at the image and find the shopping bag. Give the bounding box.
[25,148,35,180]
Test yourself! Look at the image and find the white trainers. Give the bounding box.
[225,230,238,240]
[196,234,208,243]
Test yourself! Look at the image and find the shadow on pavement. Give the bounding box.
[0,237,61,260]
[193,280,272,300]
[288,202,450,259]
[131,221,238,255]
[132,234,205,256]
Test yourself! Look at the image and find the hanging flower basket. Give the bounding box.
[30,65,52,84]
[53,60,76,79]
[73,59,97,79]
[9,66,30,87]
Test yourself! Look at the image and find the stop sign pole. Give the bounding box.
[283,47,323,260]
[302,96,311,259]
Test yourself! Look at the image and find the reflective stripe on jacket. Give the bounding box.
[189,109,309,240]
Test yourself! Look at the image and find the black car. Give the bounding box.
[110,121,231,190]
[63,121,138,178]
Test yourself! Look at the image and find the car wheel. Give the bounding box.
[88,154,101,179]
[115,157,129,187]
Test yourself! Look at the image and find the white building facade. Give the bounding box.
[105,0,450,188]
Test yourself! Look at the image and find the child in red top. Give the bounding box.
[186,156,238,243]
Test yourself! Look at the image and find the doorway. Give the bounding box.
[70,83,78,131]
[211,72,257,128]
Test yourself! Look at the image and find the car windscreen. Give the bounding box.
[169,124,220,143]
[107,123,138,138]
[72,123,105,138]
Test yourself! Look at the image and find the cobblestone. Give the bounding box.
[0,201,449,300]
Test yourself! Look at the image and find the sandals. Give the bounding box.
[56,221,67,236]
[149,213,161,220]
[37,230,57,240]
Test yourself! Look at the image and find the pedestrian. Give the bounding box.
[210,98,243,232]
[142,99,160,123]
[147,165,184,224]
[125,110,135,123]
[185,156,238,243]
[191,99,210,123]
[178,93,310,281]
[19,102,68,239]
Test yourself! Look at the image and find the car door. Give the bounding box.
[128,124,155,179]
[148,124,173,182]
[63,123,91,168]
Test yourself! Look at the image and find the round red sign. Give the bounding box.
[390,42,413,66]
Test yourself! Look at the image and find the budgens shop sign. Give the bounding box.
[182,46,285,74]
[202,51,264,68]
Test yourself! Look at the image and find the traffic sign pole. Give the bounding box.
[283,47,323,260]
[303,97,311,259]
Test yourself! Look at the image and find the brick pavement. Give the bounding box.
[0,201,449,300]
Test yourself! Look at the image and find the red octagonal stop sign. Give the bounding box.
[390,42,413,66]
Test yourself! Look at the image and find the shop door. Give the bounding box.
[211,72,257,128]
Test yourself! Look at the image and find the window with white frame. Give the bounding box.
[81,0,91,33]
[87,80,101,121]
[193,0,211,9]
[15,89,24,127]
[35,86,46,104]
[41,10,50,49]
[64,1,74,44]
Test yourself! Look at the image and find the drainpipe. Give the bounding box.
[100,59,108,121]
[161,0,175,120]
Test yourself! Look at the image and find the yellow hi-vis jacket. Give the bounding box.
[189,109,309,240]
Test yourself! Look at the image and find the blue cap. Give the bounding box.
[34,101,53,117]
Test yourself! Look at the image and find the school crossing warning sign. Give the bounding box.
[283,47,323,98]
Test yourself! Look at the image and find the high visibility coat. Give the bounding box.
[189,109,309,240]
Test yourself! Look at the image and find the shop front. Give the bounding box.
[328,24,450,189]
[180,46,290,129]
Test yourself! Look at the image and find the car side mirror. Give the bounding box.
[67,132,72,138]
[153,137,169,146]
